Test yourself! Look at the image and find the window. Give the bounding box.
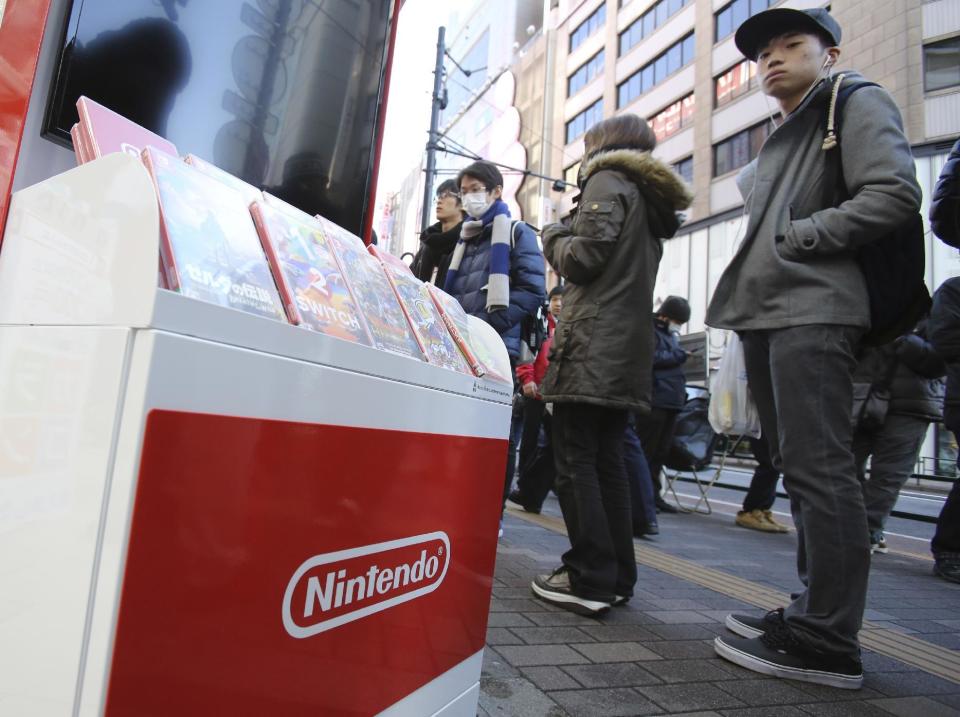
[714,0,773,43]
[713,121,772,176]
[568,50,605,96]
[566,98,604,144]
[673,156,693,184]
[649,94,695,142]
[564,161,582,187]
[924,37,960,92]
[715,60,758,107]
[570,4,606,53]
[442,30,490,124]
[619,0,691,56]
[618,33,695,108]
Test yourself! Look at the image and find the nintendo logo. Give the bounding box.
[282,532,450,638]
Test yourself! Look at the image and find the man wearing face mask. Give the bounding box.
[706,8,921,689]
[444,161,547,523]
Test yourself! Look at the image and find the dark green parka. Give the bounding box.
[539,149,693,411]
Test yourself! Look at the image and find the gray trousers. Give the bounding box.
[741,326,870,658]
[854,414,929,535]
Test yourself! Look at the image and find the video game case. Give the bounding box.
[184,155,262,205]
[464,315,514,385]
[77,95,178,160]
[426,284,486,377]
[250,201,372,346]
[318,218,425,361]
[369,245,472,375]
[141,146,287,322]
[69,124,89,165]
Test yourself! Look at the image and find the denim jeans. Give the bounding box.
[552,403,636,601]
[741,325,869,658]
[624,414,658,528]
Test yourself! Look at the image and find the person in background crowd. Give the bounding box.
[852,324,945,554]
[707,7,921,689]
[443,160,546,535]
[508,285,564,513]
[411,179,466,287]
[531,114,692,616]
[623,416,659,537]
[927,138,960,584]
[735,435,790,533]
[635,295,691,514]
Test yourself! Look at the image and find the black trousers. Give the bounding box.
[514,408,555,511]
[742,434,780,512]
[517,396,546,477]
[634,407,679,491]
[553,403,636,601]
[933,421,960,556]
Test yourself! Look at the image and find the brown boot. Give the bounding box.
[735,509,780,533]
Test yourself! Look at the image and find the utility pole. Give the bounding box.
[420,26,446,235]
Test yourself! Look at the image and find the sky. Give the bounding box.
[373,0,445,217]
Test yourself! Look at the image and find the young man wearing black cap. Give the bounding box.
[706,8,921,689]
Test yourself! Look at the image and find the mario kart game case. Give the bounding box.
[369,246,472,375]
[141,147,287,322]
[318,218,426,361]
[250,201,372,345]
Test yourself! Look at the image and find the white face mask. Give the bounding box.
[462,191,492,218]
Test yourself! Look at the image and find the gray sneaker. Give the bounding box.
[531,568,611,616]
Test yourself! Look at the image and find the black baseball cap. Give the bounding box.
[735,8,842,61]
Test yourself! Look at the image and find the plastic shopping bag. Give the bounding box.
[708,332,761,438]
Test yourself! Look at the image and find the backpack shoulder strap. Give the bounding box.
[821,75,880,205]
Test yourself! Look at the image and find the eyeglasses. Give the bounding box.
[437,191,460,201]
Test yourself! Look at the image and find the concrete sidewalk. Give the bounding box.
[479,498,960,716]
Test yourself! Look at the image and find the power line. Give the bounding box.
[441,74,582,170]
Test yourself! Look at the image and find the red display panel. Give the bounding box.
[106,410,505,716]
[0,0,53,244]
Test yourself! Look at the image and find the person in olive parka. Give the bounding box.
[530,114,692,616]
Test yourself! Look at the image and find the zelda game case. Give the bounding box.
[141,147,287,322]
[184,155,262,205]
[319,220,425,361]
[369,245,471,375]
[250,201,372,346]
[77,96,178,160]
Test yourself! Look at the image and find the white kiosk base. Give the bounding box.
[0,154,511,716]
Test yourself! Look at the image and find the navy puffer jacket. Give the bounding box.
[931,139,960,248]
[445,221,546,358]
[651,317,688,410]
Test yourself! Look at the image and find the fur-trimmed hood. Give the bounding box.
[581,148,693,239]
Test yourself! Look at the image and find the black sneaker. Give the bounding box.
[506,490,541,514]
[612,595,630,607]
[725,607,785,639]
[934,552,960,584]
[655,497,679,514]
[714,625,863,690]
[531,568,611,616]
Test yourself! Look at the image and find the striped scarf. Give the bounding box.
[443,199,512,313]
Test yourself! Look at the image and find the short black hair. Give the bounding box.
[548,285,565,299]
[436,179,460,199]
[457,161,503,192]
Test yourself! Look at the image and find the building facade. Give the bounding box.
[541,0,960,471]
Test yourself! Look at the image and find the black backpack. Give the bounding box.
[822,75,931,347]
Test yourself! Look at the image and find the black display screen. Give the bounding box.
[44,0,393,234]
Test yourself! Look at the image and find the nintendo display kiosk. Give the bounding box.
[0,153,512,716]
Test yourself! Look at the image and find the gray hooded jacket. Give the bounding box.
[706,72,921,331]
